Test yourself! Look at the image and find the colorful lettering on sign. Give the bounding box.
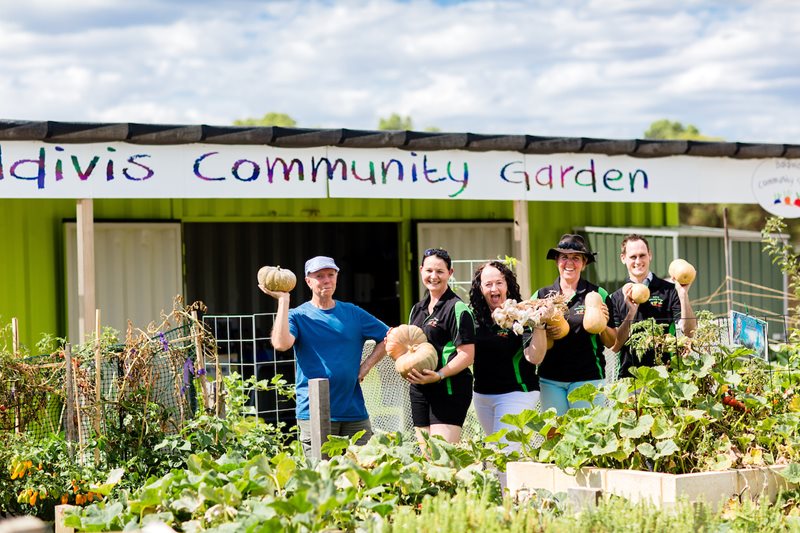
[194,152,306,183]
[0,143,651,199]
[193,151,470,197]
[0,145,154,189]
[499,160,648,194]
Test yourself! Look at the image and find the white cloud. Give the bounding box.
[0,0,798,143]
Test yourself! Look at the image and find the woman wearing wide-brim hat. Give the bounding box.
[533,234,617,415]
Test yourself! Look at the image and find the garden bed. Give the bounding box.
[507,461,793,508]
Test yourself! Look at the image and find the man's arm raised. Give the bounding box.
[260,285,296,351]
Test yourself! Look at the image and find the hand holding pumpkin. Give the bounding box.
[404,367,441,385]
[668,259,696,286]
[582,292,608,334]
[386,325,439,379]
[623,282,650,304]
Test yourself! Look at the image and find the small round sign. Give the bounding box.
[752,159,800,218]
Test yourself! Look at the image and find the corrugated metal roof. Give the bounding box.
[1,119,798,158]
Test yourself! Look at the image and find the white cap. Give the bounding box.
[304,256,339,275]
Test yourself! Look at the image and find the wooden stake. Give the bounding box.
[73,356,84,466]
[309,378,331,461]
[191,311,210,411]
[76,199,96,342]
[11,317,19,357]
[513,200,531,297]
[64,344,76,449]
[215,344,224,419]
[93,309,101,465]
[11,318,20,434]
[723,207,733,319]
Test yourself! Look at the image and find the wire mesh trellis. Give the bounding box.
[0,353,64,438]
[203,313,296,426]
[203,312,486,441]
[0,303,220,463]
[69,323,199,448]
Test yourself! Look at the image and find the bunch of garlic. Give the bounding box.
[491,293,568,335]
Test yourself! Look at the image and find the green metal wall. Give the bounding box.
[679,236,728,316]
[0,197,677,349]
[680,238,786,323]
[528,202,678,292]
[729,240,786,320]
[581,232,676,292]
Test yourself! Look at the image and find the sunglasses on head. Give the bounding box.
[557,241,585,252]
[424,248,450,259]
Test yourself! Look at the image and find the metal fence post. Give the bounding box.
[309,378,330,460]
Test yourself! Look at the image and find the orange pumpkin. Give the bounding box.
[385,324,428,360]
[258,265,297,292]
[668,259,696,285]
[394,342,438,378]
[257,265,275,286]
[582,291,606,334]
[623,282,650,304]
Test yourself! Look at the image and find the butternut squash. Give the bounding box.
[385,324,428,361]
[394,342,438,378]
[582,291,607,334]
[623,282,650,304]
[546,313,570,340]
[669,259,696,285]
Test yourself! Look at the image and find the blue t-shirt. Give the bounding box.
[288,300,389,421]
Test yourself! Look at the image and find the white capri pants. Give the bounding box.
[472,390,540,453]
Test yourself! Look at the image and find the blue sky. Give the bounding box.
[1,0,798,143]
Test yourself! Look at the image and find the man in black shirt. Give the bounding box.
[609,234,696,378]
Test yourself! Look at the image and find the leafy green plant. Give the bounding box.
[152,373,295,472]
[503,313,800,473]
[1,368,295,521]
[65,430,502,531]
[380,485,800,532]
[0,432,111,521]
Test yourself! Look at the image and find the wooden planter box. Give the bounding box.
[506,461,793,509]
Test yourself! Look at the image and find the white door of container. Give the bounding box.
[65,222,183,344]
[416,222,514,300]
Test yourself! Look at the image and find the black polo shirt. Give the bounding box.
[409,287,476,394]
[535,278,614,382]
[609,274,681,378]
[473,321,539,394]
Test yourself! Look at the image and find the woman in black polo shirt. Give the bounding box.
[469,260,547,445]
[534,234,617,415]
[405,248,475,444]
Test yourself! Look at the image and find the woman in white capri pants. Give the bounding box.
[469,261,546,451]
